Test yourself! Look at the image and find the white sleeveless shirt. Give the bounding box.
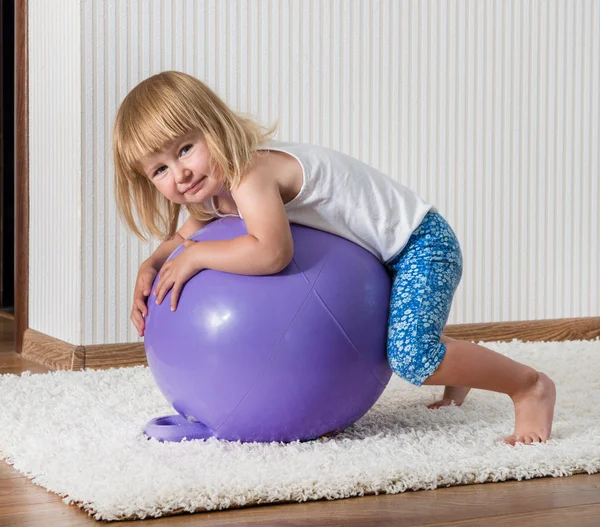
[213,140,435,263]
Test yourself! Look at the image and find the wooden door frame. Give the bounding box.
[14,0,27,353]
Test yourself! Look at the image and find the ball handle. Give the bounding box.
[143,414,215,442]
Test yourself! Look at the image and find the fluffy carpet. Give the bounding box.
[1,339,599,521]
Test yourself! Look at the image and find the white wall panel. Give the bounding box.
[29,1,600,346]
[28,0,82,343]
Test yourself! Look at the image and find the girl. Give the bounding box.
[113,71,556,446]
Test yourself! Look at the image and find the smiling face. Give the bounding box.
[138,131,225,205]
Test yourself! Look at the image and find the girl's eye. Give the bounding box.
[153,166,167,177]
[150,144,191,177]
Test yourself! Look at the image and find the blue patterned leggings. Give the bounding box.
[384,212,463,386]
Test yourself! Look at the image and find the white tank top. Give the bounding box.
[213,140,435,263]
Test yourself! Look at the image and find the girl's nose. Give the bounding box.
[175,166,193,184]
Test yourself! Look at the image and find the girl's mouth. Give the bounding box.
[185,177,205,194]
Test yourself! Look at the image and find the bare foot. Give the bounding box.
[504,371,556,446]
[428,386,472,409]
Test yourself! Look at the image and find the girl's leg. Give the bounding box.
[386,213,556,445]
[385,214,464,389]
[427,334,471,408]
[422,338,556,445]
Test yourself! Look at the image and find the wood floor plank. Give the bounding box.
[426,503,600,527]
[0,506,95,527]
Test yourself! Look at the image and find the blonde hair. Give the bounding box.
[113,70,277,241]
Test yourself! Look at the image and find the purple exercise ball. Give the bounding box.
[144,217,392,443]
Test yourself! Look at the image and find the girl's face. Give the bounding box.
[139,131,225,204]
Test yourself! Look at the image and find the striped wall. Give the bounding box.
[29,0,600,346]
[28,1,83,344]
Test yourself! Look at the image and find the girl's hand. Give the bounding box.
[154,240,203,311]
[131,262,158,337]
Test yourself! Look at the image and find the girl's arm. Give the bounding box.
[144,235,184,271]
[153,168,294,309]
[145,216,207,270]
[189,166,294,275]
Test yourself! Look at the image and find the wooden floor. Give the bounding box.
[1,317,599,526]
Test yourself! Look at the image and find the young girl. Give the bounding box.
[113,71,556,446]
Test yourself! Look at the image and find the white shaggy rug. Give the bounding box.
[1,339,599,521]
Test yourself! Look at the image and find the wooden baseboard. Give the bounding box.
[21,329,86,370]
[443,317,600,343]
[21,328,146,371]
[21,317,600,371]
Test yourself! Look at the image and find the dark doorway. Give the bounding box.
[0,0,14,315]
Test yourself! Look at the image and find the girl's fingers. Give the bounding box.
[136,284,152,299]
[131,310,144,335]
[154,270,168,299]
[144,274,157,295]
[156,278,174,304]
[170,283,182,311]
[138,278,151,296]
[134,298,148,317]
[154,277,163,299]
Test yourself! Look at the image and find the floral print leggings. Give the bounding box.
[384,212,463,386]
